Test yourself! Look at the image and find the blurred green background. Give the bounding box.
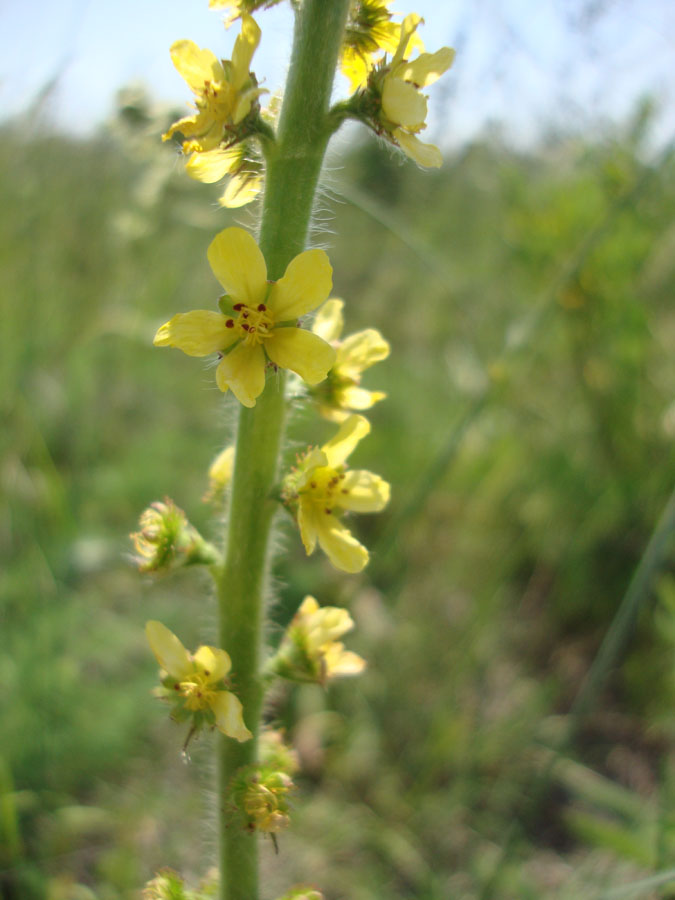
[2,80,675,900]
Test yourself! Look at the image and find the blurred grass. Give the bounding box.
[2,91,675,898]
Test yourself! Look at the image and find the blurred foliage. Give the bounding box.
[2,88,675,898]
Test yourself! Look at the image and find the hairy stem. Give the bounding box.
[216,3,350,899]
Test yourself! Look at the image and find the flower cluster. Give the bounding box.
[139,4,452,895]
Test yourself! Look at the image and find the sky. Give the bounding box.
[2,0,674,149]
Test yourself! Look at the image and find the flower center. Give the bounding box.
[179,673,217,711]
[301,465,350,513]
[225,303,274,346]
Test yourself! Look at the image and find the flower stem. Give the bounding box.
[216,4,350,899]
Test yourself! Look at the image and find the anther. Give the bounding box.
[241,323,250,331]
[310,481,317,489]
[257,303,267,312]
[341,489,349,494]
[233,303,244,311]
[226,319,234,328]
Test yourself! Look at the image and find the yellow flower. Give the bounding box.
[377,13,454,167]
[272,596,366,684]
[146,620,252,743]
[311,298,389,421]
[283,415,390,573]
[163,15,265,152]
[341,0,401,92]
[154,227,336,407]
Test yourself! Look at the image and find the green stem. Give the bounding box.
[216,4,350,899]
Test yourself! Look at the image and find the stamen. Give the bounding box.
[233,303,244,311]
[226,319,234,328]
[257,303,267,311]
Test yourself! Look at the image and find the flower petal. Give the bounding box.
[170,40,224,94]
[316,513,369,573]
[153,310,237,357]
[192,645,231,682]
[211,691,253,742]
[321,414,371,468]
[298,497,319,555]
[186,148,237,183]
[216,342,266,406]
[265,328,336,385]
[145,620,192,680]
[382,76,427,129]
[230,14,261,91]
[323,643,366,677]
[207,227,267,306]
[393,128,443,168]
[267,249,332,320]
[402,46,455,88]
[336,385,386,411]
[219,173,263,208]
[336,328,390,376]
[391,13,423,69]
[312,298,344,342]
[336,469,390,512]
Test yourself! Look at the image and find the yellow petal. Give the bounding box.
[153,310,237,357]
[211,691,253,742]
[170,40,224,94]
[336,328,390,375]
[192,645,231,682]
[312,298,344,342]
[321,414,371,468]
[208,446,235,485]
[162,112,203,142]
[298,497,320,556]
[219,173,263,208]
[402,46,455,88]
[231,14,261,91]
[315,514,369,573]
[216,342,266,407]
[323,643,366,677]
[393,128,443,167]
[233,86,268,124]
[186,148,237,183]
[336,385,386,411]
[298,595,320,617]
[341,47,372,93]
[391,13,423,69]
[337,470,390,512]
[265,328,336,385]
[267,249,332,320]
[382,76,427,129]
[207,227,268,306]
[145,621,192,680]
[306,606,354,651]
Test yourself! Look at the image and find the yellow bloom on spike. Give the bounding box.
[154,227,336,407]
[271,596,366,684]
[282,415,390,573]
[163,15,265,152]
[146,620,252,743]
[311,298,389,421]
[373,14,454,167]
